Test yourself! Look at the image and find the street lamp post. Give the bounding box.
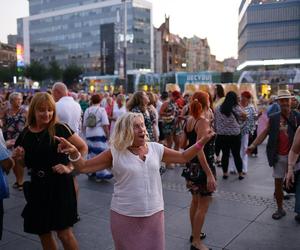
[122,0,128,94]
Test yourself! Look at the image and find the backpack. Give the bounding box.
[85,108,99,128]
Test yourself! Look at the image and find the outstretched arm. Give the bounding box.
[246,122,269,154]
[55,136,113,173]
[162,129,214,164]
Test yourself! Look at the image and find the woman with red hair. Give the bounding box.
[240,91,257,174]
[181,91,217,250]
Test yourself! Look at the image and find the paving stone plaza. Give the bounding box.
[1,142,299,250]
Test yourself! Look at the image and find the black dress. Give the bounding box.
[183,120,216,196]
[15,123,78,235]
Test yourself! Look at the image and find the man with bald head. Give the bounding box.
[52,82,82,134]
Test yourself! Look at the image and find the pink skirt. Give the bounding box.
[110,210,165,250]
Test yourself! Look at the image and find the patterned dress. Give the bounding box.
[131,106,155,142]
[182,120,216,196]
[161,101,178,137]
[3,107,27,141]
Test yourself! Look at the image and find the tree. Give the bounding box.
[47,60,62,81]
[62,64,83,87]
[0,64,18,83]
[24,60,47,82]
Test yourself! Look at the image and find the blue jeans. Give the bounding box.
[295,171,300,214]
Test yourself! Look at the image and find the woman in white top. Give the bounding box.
[83,94,112,180]
[55,112,215,250]
[110,94,126,135]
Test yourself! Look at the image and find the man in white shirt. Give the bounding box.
[52,82,84,219]
[52,82,82,134]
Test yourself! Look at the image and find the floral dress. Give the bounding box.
[131,106,155,142]
[3,107,27,141]
[161,101,179,137]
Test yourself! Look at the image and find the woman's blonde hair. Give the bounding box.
[27,92,57,142]
[110,112,144,151]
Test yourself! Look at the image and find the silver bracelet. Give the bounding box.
[68,152,81,162]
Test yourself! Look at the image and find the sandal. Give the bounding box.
[13,182,23,191]
[272,209,286,220]
[18,184,23,191]
[189,232,207,242]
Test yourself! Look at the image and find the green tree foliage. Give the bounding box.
[24,60,47,82]
[62,64,83,87]
[48,60,62,81]
[0,64,18,83]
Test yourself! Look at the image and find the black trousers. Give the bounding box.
[215,135,222,157]
[0,199,3,240]
[218,134,243,174]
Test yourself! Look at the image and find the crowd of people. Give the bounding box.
[0,83,300,250]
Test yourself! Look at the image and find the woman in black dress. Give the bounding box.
[182,91,217,250]
[13,92,87,250]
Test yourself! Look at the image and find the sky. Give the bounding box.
[0,0,241,61]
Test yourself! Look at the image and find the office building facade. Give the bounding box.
[238,0,300,70]
[17,0,153,74]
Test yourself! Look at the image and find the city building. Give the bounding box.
[185,36,211,72]
[17,0,153,74]
[223,57,239,72]
[0,42,16,68]
[155,16,186,73]
[154,28,163,73]
[238,0,300,70]
[209,55,224,72]
[7,34,18,47]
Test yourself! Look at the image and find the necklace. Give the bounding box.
[33,131,45,143]
[128,144,148,161]
[29,126,46,143]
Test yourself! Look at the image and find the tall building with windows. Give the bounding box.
[238,0,300,70]
[17,0,153,74]
[185,36,211,72]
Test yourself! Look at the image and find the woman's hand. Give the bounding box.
[52,164,73,174]
[55,136,78,155]
[285,170,294,189]
[6,139,16,149]
[246,144,255,155]
[12,146,25,160]
[206,174,217,192]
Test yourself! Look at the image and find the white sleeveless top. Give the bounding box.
[110,142,164,217]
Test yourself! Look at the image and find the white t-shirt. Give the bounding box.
[56,96,82,134]
[110,142,164,217]
[83,105,109,138]
[110,103,126,135]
